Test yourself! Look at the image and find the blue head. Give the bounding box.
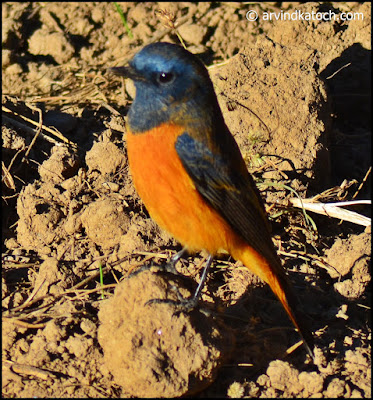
[110,42,223,133]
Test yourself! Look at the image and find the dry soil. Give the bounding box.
[2,2,371,398]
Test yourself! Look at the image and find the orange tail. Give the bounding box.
[231,245,314,358]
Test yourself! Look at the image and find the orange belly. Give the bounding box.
[128,123,287,287]
[127,123,237,254]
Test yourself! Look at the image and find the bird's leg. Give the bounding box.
[190,254,213,304]
[164,247,188,274]
[146,254,213,311]
[128,248,188,278]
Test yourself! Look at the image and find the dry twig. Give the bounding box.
[288,198,371,227]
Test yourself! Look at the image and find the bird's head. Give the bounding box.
[109,42,219,133]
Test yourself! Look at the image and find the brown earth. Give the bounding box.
[2,2,371,398]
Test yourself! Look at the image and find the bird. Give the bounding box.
[109,42,314,358]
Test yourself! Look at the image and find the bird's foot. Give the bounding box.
[146,254,214,313]
[146,283,199,312]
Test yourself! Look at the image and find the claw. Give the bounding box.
[145,254,213,312]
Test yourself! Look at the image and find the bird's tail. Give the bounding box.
[230,245,314,359]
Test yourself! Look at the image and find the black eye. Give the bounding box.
[158,72,174,84]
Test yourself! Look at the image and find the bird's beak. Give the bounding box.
[108,65,145,82]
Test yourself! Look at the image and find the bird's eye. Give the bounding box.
[158,72,174,84]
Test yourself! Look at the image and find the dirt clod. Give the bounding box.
[98,269,233,397]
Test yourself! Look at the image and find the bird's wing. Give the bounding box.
[175,132,315,357]
[175,132,279,266]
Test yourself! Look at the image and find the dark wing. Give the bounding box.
[175,132,279,266]
[175,132,315,356]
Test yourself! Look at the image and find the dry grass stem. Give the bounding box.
[288,198,371,227]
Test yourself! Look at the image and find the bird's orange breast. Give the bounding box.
[127,123,236,253]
